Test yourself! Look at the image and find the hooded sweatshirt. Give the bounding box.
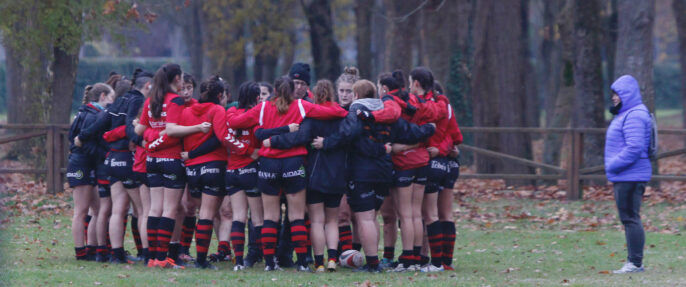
[179,102,228,166]
[604,75,652,182]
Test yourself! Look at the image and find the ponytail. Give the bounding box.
[238,81,261,109]
[149,63,182,118]
[82,83,113,104]
[198,75,225,105]
[273,76,294,114]
[409,66,434,95]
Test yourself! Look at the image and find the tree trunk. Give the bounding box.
[181,0,205,81]
[422,0,460,85]
[384,0,420,73]
[541,0,563,129]
[50,46,80,123]
[301,0,342,82]
[615,0,655,111]
[605,0,619,85]
[573,0,606,183]
[522,0,540,129]
[355,0,373,79]
[472,0,533,183]
[674,0,686,133]
[371,0,386,77]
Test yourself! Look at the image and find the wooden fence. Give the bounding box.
[1,124,686,198]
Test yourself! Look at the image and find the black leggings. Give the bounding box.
[613,182,646,266]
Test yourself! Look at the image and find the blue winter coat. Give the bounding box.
[604,75,652,183]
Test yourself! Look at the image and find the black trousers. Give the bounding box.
[613,182,646,266]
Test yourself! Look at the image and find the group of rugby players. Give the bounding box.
[67,62,462,273]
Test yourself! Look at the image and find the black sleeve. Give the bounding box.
[255,126,291,141]
[188,135,222,159]
[322,112,362,150]
[269,119,315,149]
[125,96,144,146]
[78,111,110,141]
[354,138,387,158]
[391,118,435,144]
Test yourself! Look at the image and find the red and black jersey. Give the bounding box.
[139,92,185,159]
[226,99,347,158]
[180,102,228,166]
[224,107,260,169]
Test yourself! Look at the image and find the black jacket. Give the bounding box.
[69,104,107,156]
[78,89,144,151]
[321,100,435,183]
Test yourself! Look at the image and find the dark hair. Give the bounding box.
[409,66,434,93]
[313,80,335,104]
[83,83,113,104]
[378,69,405,91]
[183,73,197,88]
[114,79,132,100]
[149,63,182,118]
[238,82,261,109]
[199,75,225,105]
[259,82,273,95]
[132,68,154,90]
[433,80,444,95]
[105,74,122,89]
[273,76,294,114]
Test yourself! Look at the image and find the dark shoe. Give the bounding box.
[354,264,382,273]
[194,261,218,270]
[276,256,295,268]
[95,253,110,263]
[296,265,313,272]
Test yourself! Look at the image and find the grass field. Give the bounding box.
[1,195,685,287]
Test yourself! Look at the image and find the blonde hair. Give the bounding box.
[352,80,376,99]
[313,80,335,105]
[336,66,359,87]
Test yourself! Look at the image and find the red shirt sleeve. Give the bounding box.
[103,125,127,142]
[302,100,348,119]
[371,98,402,124]
[165,94,185,124]
[415,96,447,123]
[140,98,150,127]
[226,103,261,129]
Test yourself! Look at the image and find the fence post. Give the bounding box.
[46,125,56,194]
[566,130,583,200]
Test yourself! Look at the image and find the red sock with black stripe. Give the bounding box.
[261,220,278,267]
[427,221,444,267]
[231,221,246,265]
[441,221,456,266]
[399,250,413,266]
[146,217,159,261]
[338,225,352,252]
[84,215,92,243]
[291,219,308,266]
[156,217,175,261]
[413,246,422,265]
[131,216,142,256]
[218,241,230,255]
[195,219,213,264]
[75,246,87,260]
[180,216,196,255]
[383,247,395,261]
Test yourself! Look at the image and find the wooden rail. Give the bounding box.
[2,125,686,198]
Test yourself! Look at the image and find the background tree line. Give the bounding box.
[1,0,685,180]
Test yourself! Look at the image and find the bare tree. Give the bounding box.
[472,0,533,182]
[421,0,460,86]
[383,0,421,73]
[675,0,686,132]
[355,0,373,79]
[301,0,342,81]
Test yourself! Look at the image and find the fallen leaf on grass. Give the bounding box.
[598,270,610,274]
[610,252,615,257]
[94,282,102,286]
[502,267,520,273]
[595,240,606,246]
[168,277,176,283]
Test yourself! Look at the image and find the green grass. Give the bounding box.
[1,198,685,286]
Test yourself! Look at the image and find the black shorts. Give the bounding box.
[187,161,227,198]
[96,157,111,198]
[393,165,429,188]
[306,189,343,208]
[347,181,390,213]
[444,158,460,190]
[258,157,307,196]
[134,172,148,187]
[426,157,450,194]
[107,151,138,188]
[146,157,186,189]
[67,153,96,187]
[226,162,259,197]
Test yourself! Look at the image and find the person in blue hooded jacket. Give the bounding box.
[605,75,652,274]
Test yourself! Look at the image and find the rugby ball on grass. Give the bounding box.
[339,249,364,268]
